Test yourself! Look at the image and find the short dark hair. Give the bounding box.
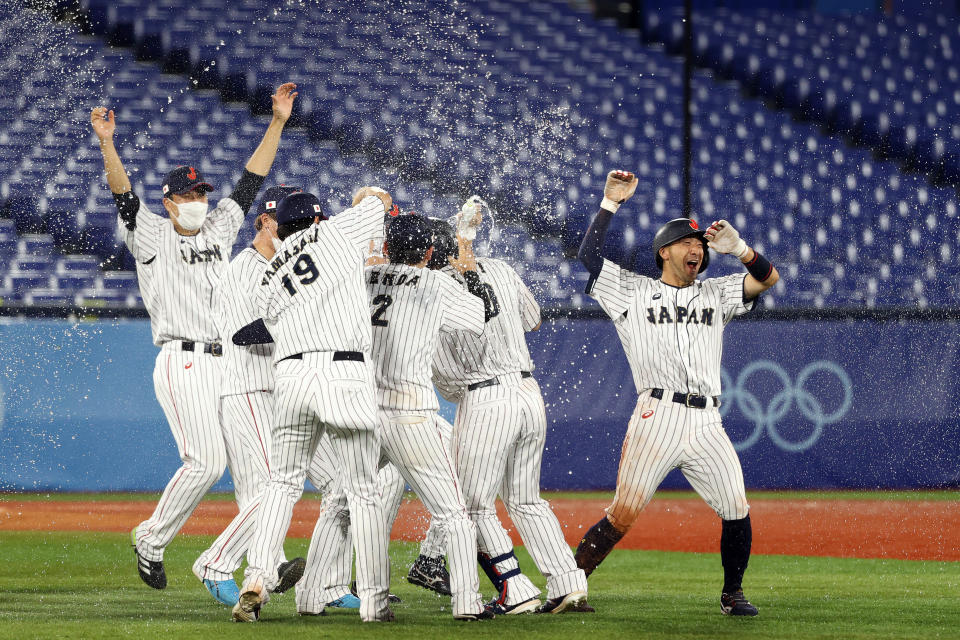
[277,217,314,240]
[254,211,276,232]
[386,215,433,265]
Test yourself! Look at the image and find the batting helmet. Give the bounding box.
[427,217,456,270]
[652,218,710,273]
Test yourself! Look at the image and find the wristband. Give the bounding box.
[600,197,621,213]
[733,238,749,259]
[743,250,773,282]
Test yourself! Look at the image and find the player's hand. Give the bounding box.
[271,82,298,123]
[90,107,115,140]
[604,170,639,204]
[448,233,478,273]
[704,219,749,258]
[365,239,389,266]
[353,186,393,213]
[457,195,487,241]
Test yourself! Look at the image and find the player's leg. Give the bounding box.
[679,410,757,616]
[379,412,485,619]
[318,359,390,622]
[136,349,227,571]
[194,392,275,599]
[501,378,588,607]
[575,393,685,576]
[405,416,451,596]
[456,386,540,609]
[297,434,356,614]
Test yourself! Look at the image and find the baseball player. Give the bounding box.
[431,200,591,615]
[191,185,308,606]
[230,190,394,623]
[573,170,780,617]
[298,214,494,621]
[89,82,297,590]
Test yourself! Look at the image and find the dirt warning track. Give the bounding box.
[1,496,956,561]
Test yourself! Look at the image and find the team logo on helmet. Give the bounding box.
[689,220,699,230]
[187,167,197,180]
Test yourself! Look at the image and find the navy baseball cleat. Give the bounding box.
[272,557,306,594]
[406,555,452,596]
[486,595,540,615]
[131,528,166,590]
[454,604,496,621]
[721,590,759,616]
[535,590,589,614]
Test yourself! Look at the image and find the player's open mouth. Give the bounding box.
[686,258,699,270]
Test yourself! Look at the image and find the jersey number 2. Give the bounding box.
[281,254,320,296]
[371,294,392,327]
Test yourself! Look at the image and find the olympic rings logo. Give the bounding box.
[719,360,853,453]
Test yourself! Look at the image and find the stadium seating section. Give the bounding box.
[0,0,957,310]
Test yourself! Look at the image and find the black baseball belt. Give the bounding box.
[467,371,533,392]
[279,351,364,364]
[650,388,720,409]
[181,341,223,357]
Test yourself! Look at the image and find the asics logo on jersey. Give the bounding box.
[180,245,223,265]
[719,360,853,453]
[367,271,421,287]
[645,306,715,326]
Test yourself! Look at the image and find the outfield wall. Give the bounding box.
[0,319,957,491]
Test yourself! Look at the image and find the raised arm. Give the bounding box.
[704,220,780,299]
[448,232,498,322]
[91,107,131,194]
[577,170,639,277]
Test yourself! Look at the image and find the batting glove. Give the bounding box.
[601,170,639,213]
[457,195,487,241]
[704,220,749,258]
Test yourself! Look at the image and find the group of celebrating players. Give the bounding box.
[90,80,779,622]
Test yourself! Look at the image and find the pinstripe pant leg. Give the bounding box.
[419,416,453,558]
[381,413,483,617]
[501,379,587,599]
[379,461,407,535]
[680,410,750,520]
[243,363,323,593]
[456,387,540,604]
[137,350,227,560]
[606,394,686,532]
[297,434,354,613]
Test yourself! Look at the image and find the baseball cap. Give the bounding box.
[275,192,326,225]
[258,185,302,216]
[386,214,433,258]
[161,165,214,198]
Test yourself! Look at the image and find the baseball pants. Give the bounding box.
[242,353,390,622]
[135,343,226,561]
[456,372,587,602]
[605,388,750,532]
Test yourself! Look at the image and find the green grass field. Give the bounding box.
[1,529,957,640]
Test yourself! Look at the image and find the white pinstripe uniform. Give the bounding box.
[240,195,390,622]
[298,262,487,618]
[433,258,588,605]
[587,260,753,529]
[127,195,243,562]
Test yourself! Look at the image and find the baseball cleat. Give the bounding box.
[326,594,361,609]
[131,528,166,590]
[406,555,452,596]
[272,557,306,594]
[364,607,395,622]
[352,580,401,603]
[201,578,240,606]
[721,590,759,616]
[232,590,263,622]
[453,604,496,621]
[486,595,540,615]
[535,590,588,614]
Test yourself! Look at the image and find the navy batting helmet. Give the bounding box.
[427,217,456,270]
[652,218,710,273]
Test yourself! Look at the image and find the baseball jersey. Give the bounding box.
[433,258,540,390]
[121,197,244,346]
[256,195,385,361]
[587,258,753,397]
[218,247,275,395]
[366,263,485,413]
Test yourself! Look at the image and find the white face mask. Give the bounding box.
[173,201,208,231]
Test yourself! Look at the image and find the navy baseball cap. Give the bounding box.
[161,165,213,198]
[275,192,326,225]
[258,185,302,216]
[386,214,433,257]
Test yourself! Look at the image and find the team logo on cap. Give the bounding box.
[689,220,699,230]
[265,201,277,210]
[313,204,322,213]
[162,184,169,194]
[187,167,197,180]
